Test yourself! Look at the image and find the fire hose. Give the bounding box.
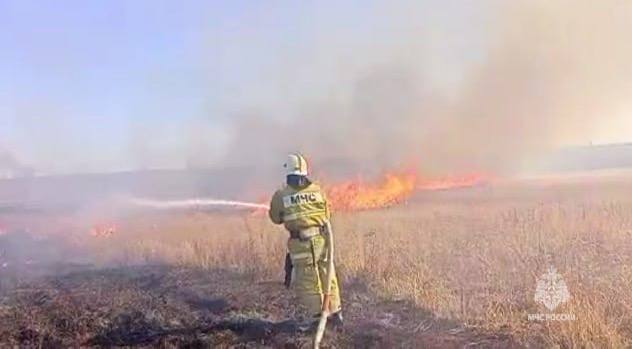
[313,220,335,349]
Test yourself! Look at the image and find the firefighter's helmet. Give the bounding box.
[284,153,308,176]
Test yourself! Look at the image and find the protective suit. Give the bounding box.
[269,154,342,318]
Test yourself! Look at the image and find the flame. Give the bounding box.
[326,171,490,211]
[91,223,117,238]
[326,171,417,211]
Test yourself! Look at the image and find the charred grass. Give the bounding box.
[0,264,507,348]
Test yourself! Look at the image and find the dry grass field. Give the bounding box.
[2,172,632,347]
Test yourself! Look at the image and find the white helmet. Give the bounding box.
[284,153,308,176]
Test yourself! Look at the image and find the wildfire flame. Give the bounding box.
[326,171,417,211]
[326,171,489,211]
[91,223,117,238]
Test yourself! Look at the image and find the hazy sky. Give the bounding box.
[1,0,631,174]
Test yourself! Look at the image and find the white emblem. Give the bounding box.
[282,192,323,208]
[534,266,570,311]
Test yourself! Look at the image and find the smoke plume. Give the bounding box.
[0,149,20,171]
[0,148,32,177]
[222,0,632,176]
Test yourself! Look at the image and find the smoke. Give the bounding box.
[221,0,632,175]
[0,147,32,177]
[4,1,632,177]
[0,149,20,171]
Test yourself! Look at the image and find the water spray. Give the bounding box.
[129,198,268,210]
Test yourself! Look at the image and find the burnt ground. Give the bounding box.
[0,260,519,348]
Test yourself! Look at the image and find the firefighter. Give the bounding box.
[268,153,343,326]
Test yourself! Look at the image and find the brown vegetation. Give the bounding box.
[2,173,632,347]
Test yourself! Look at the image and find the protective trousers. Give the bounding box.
[287,234,341,316]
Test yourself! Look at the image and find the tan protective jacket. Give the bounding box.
[268,182,330,232]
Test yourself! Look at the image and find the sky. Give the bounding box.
[1,0,631,174]
[0,0,493,173]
